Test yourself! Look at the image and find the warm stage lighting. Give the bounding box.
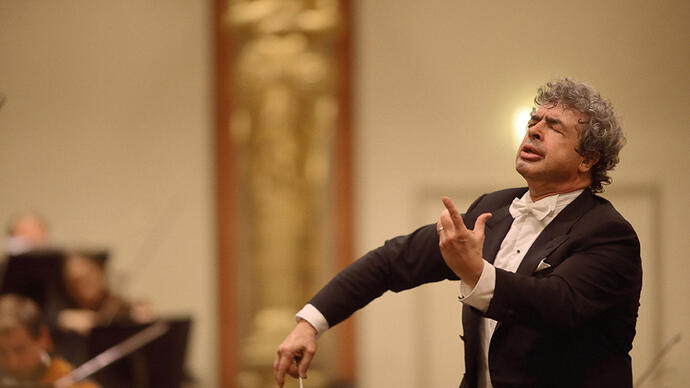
[512,108,531,147]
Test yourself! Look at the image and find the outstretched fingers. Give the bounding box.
[442,196,467,230]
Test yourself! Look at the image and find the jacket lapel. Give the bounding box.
[482,205,513,264]
[516,190,595,276]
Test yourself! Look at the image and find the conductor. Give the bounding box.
[274,79,642,388]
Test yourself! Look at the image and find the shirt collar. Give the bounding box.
[510,189,584,221]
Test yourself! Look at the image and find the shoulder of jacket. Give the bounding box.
[580,192,637,233]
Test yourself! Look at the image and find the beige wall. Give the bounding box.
[354,0,689,387]
[0,1,216,386]
[2,0,689,387]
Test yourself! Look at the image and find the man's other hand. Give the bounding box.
[274,319,318,387]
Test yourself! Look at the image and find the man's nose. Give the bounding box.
[527,121,543,141]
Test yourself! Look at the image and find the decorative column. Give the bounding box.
[215,1,353,387]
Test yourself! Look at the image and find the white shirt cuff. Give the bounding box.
[296,304,329,338]
[457,260,496,313]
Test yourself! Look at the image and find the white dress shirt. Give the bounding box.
[297,189,583,387]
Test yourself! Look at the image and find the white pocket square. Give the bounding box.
[535,258,551,272]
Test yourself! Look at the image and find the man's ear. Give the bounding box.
[579,153,599,173]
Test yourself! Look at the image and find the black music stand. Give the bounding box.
[86,318,191,388]
[0,249,68,325]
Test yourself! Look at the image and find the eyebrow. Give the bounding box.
[544,115,563,126]
[529,113,563,127]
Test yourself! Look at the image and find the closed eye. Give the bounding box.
[527,114,541,128]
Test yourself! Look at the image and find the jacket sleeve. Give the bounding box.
[309,194,489,328]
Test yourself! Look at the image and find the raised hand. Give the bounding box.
[437,196,492,288]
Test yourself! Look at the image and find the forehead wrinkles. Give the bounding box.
[546,101,589,118]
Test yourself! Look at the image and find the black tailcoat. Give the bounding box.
[310,188,642,387]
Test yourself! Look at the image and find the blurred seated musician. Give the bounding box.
[0,294,100,388]
[5,213,50,256]
[58,252,154,336]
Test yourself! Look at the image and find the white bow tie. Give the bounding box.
[509,196,556,221]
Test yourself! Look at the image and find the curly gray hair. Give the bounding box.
[534,78,625,193]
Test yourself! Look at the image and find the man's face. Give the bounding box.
[515,104,591,195]
[0,327,47,381]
